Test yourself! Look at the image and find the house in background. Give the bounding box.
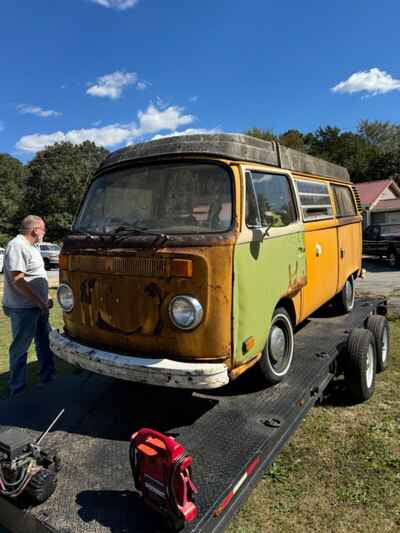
[355,179,400,232]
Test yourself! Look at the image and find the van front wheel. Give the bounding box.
[258,308,294,385]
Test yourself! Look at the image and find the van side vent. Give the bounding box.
[113,257,169,277]
[352,186,363,214]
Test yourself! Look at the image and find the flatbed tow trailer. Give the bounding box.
[0,298,388,533]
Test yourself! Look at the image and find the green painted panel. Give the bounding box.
[233,231,306,366]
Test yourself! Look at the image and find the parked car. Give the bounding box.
[39,243,61,270]
[363,224,400,267]
[0,247,4,273]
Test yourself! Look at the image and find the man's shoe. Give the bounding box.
[8,387,26,399]
[38,374,56,387]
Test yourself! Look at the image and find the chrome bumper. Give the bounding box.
[49,330,229,389]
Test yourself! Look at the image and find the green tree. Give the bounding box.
[244,128,276,142]
[278,129,306,152]
[358,120,400,152]
[22,141,108,241]
[0,154,27,245]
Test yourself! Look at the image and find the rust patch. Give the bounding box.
[286,261,307,295]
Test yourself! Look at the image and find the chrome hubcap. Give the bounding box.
[366,344,374,388]
[345,279,354,308]
[389,253,396,267]
[270,326,286,364]
[381,329,388,363]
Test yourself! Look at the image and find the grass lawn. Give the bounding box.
[0,288,399,532]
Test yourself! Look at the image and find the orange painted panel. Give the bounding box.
[337,221,362,290]
[301,225,338,319]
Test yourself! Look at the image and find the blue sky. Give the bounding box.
[1,0,400,162]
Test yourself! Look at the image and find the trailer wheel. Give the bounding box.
[366,315,390,373]
[345,328,376,402]
[258,308,294,385]
[334,275,355,314]
[25,468,57,505]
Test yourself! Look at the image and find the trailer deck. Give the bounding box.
[0,298,384,533]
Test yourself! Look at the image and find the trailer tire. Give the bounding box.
[366,315,390,373]
[334,275,355,314]
[25,468,57,505]
[258,308,294,385]
[345,328,376,403]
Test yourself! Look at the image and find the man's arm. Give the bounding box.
[11,271,50,313]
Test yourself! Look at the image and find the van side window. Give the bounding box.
[332,185,357,217]
[246,172,296,227]
[295,179,333,221]
[245,172,261,227]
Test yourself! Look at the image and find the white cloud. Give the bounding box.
[90,0,139,10]
[138,104,194,133]
[136,81,148,91]
[17,104,62,118]
[152,128,220,140]
[87,71,138,99]
[16,103,196,153]
[332,68,400,96]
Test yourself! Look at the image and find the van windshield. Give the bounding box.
[74,163,233,234]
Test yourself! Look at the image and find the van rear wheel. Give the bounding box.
[258,308,294,385]
[334,275,355,314]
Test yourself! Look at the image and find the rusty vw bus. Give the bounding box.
[50,134,362,388]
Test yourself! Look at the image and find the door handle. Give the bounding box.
[340,248,345,259]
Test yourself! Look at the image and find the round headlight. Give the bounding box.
[57,283,74,312]
[169,295,203,330]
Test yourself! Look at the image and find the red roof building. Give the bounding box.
[355,179,400,231]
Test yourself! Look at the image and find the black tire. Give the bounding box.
[44,258,50,270]
[25,468,57,505]
[258,307,294,385]
[345,328,376,403]
[387,249,399,268]
[366,315,390,373]
[333,275,355,314]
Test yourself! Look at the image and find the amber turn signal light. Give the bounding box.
[242,336,255,354]
[59,255,69,270]
[171,259,193,278]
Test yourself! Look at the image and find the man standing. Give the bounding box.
[2,215,55,397]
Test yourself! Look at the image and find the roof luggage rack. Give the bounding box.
[99,133,350,182]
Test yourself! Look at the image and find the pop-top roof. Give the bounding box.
[99,133,350,182]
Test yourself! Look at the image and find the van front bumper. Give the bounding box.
[49,330,229,389]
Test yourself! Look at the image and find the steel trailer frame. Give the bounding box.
[0,298,387,533]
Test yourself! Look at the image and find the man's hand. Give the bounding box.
[39,299,50,316]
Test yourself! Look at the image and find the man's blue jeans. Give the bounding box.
[3,306,55,396]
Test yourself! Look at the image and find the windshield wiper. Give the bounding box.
[111,224,169,251]
[69,229,101,240]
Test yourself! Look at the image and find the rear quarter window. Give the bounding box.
[295,179,333,221]
[332,185,357,217]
